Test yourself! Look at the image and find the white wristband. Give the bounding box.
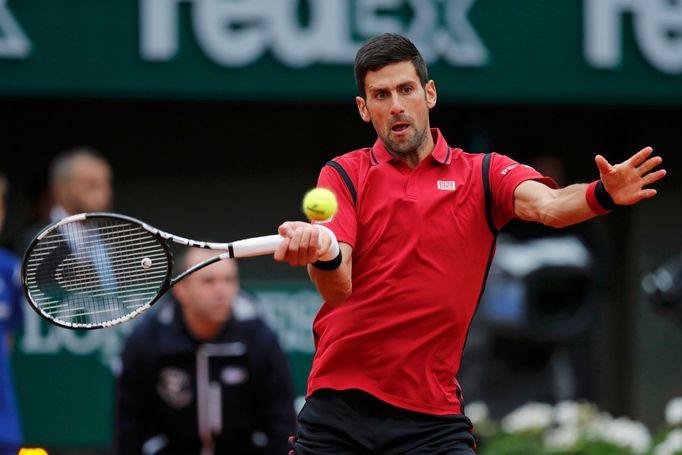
[315,225,340,261]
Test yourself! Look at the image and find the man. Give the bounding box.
[116,248,296,455]
[274,34,666,454]
[0,172,23,455]
[13,146,113,254]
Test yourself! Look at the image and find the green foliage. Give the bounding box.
[469,399,682,455]
[479,435,637,455]
[555,440,641,455]
[478,433,545,455]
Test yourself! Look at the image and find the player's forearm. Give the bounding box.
[516,182,598,228]
[308,267,352,306]
[535,183,598,228]
[308,243,353,306]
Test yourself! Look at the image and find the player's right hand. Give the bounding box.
[596,147,666,205]
[275,221,330,266]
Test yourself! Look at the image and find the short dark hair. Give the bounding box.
[354,33,428,98]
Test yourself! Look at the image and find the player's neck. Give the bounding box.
[402,132,435,169]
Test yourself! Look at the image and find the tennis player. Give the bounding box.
[274,33,666,454]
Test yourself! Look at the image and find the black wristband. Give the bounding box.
[595,180,618,211]
[312,250,342,271]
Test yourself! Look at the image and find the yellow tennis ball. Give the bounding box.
[302,188,338,221]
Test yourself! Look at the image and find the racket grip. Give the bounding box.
[231,234,285,258]
[229,227,339,259]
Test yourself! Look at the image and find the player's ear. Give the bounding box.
[425,80,437,110]
[356,96,371,123]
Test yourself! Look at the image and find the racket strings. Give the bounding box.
[45,245,167,288]
[24,218,169,327]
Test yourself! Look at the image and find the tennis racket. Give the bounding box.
[21,212,287,330]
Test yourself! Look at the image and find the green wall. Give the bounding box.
[1,0,681,103]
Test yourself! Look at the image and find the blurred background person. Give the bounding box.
[12,146,113,255]
[115,248,296,455]
[0,172,23,455]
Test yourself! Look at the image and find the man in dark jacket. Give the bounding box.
[115,248,296,455]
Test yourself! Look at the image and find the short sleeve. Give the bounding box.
[314,164,358,249]
[488,153,558,229]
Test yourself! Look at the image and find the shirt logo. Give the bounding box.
[501,164,518,175]
[437,180,456,191]
[157,367,193,409]
[501,164,532,175]
[221,366,249,385]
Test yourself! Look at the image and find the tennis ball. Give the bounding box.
[302,188,338,221]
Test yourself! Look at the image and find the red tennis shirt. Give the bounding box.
[309,128,556,415]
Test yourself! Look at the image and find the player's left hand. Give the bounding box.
[596,146,666,206]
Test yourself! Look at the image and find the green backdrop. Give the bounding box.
[0,0,681,103]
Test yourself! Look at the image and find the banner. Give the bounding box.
[0,0,680,103]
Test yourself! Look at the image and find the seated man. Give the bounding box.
[115,248,296,455]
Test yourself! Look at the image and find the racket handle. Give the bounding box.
[230,234,284,258]
[229,227,339,259]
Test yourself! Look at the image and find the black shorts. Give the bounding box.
[289,389,476,455]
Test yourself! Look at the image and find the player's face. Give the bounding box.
[356,61,437,159]
[178,253,239,326]
[58,156,113,214]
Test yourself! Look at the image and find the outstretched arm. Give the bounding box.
[514,147,666,228]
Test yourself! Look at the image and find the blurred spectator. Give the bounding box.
[0,172,23,455]
[12,146,113,255]
[115,248,296,455]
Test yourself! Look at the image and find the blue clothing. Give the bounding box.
[0,248,22,447]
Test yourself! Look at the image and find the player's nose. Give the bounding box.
[389,92,405,116]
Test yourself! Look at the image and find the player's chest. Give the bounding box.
[357,163,483,233]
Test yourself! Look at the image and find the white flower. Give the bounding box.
[544,425,581,451]
[465,401,489,426]
[554,400,598,428]
[501,402,554,433]
[654,429,682,455]
[665,397,682,426]
[586,413,651,454]
[554,401,581,427]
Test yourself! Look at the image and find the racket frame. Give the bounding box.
[21,212,282,330]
